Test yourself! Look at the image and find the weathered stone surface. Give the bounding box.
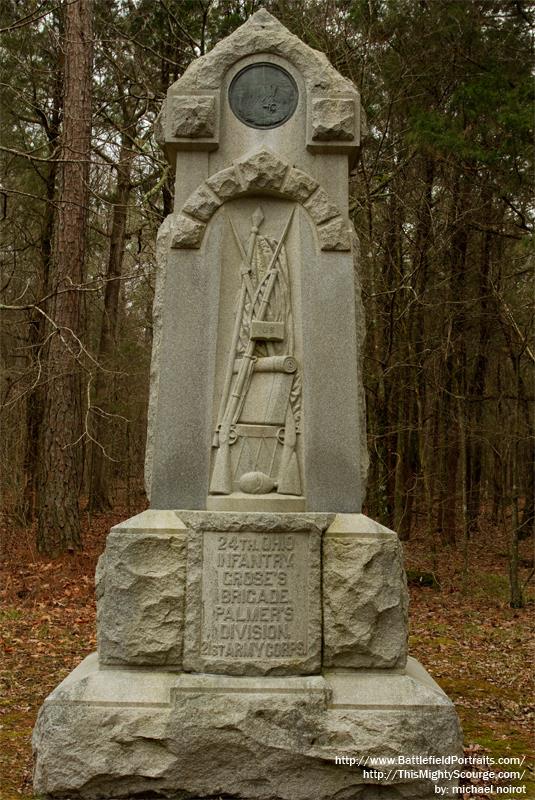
[312,97,355,141]
[178,510,334,533]
[206,164,242,199]
[206,492,306,512]
[178,154,341,230]
[323,514,408,669]
[170,213,205,248]
[325,512,389,536]
[177,155,334,233]
[34,8,462,798]
[33,654,462,800]
[97,513,187,666]
[169,94,216,138]
[148,180,363,510]
[144,216,174,499]
[352,229,370,491]
[283,167,319,202]
[304,187,340,225]
[318,215,351,250]
[182,511,327,676]
[113,508,186,533]
[238,148,288,192]
[181,183,222,221]
[170,10,360,116]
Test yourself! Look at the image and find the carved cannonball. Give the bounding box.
[239,471,277,494]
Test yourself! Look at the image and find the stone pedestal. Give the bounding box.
[33,11,463,798]
[34,655,460,800]
[33,511,462,800]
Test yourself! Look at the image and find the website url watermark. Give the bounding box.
[334,754,530,795]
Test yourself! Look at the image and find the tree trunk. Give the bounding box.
[20,66,62,522]
[509,355,524,608]
[441,388,459,544]
[382,173,403,527]
[88,133,134,512]
[466,188,494,536]
[438,171,471,545]
[396,156,434,539]
[393,395,407,537]
[36,0,92,555]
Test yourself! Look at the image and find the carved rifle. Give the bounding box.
[210,208,295,494]
[213,208,263,440]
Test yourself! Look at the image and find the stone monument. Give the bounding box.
[33,11,462,799]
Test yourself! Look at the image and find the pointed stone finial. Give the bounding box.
[249,8,278,25]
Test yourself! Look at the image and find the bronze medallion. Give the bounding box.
[229,63,298,129]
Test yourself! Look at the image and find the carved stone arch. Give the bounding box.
[170,147,351,253]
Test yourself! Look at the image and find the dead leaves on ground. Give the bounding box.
[0,506,533,798]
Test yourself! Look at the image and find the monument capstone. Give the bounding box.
[33,10,463,799]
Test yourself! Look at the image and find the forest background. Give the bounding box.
[0,1,533,798]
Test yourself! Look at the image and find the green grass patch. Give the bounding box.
[474,572,510,601]
[0,608,23,621]
[461,719,535,793]
[0,713,35,800]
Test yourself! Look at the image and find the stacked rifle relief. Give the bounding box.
[33,11,463,800]
[209,206,301,499]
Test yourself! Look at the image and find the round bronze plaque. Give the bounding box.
[229,63,298,129]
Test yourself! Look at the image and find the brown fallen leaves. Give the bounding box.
[0,505,533,799]
[0,506,132,799]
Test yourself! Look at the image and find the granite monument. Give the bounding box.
[33,11,463,799]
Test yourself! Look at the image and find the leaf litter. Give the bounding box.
[0,506,533,798]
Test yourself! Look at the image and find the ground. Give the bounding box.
[0,506,533,799]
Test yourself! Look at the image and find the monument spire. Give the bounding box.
[34,11,463,800]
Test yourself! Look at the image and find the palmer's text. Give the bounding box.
[200,531,309,660]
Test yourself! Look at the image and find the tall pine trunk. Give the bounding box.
[20,63,62,522]
[437,170,470,545]
[36,0,92,554]
[88,133,134,512]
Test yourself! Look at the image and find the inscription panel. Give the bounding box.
[184,528,321,675]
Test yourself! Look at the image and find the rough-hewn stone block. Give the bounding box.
[33,654,462,800]
[317,216,351,250]
[304,187,340,225]
[312,97,355,141]
[170,213,205,248]
[283,167,319,202]
[182,184,222,221]
[323,514,408,669]
[206,165,242,199]
[238,148,288,192]
[96,512,187,667]
[169,95,216,138]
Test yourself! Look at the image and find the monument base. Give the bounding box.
[33,654,461,800]
[206,493,306,512]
